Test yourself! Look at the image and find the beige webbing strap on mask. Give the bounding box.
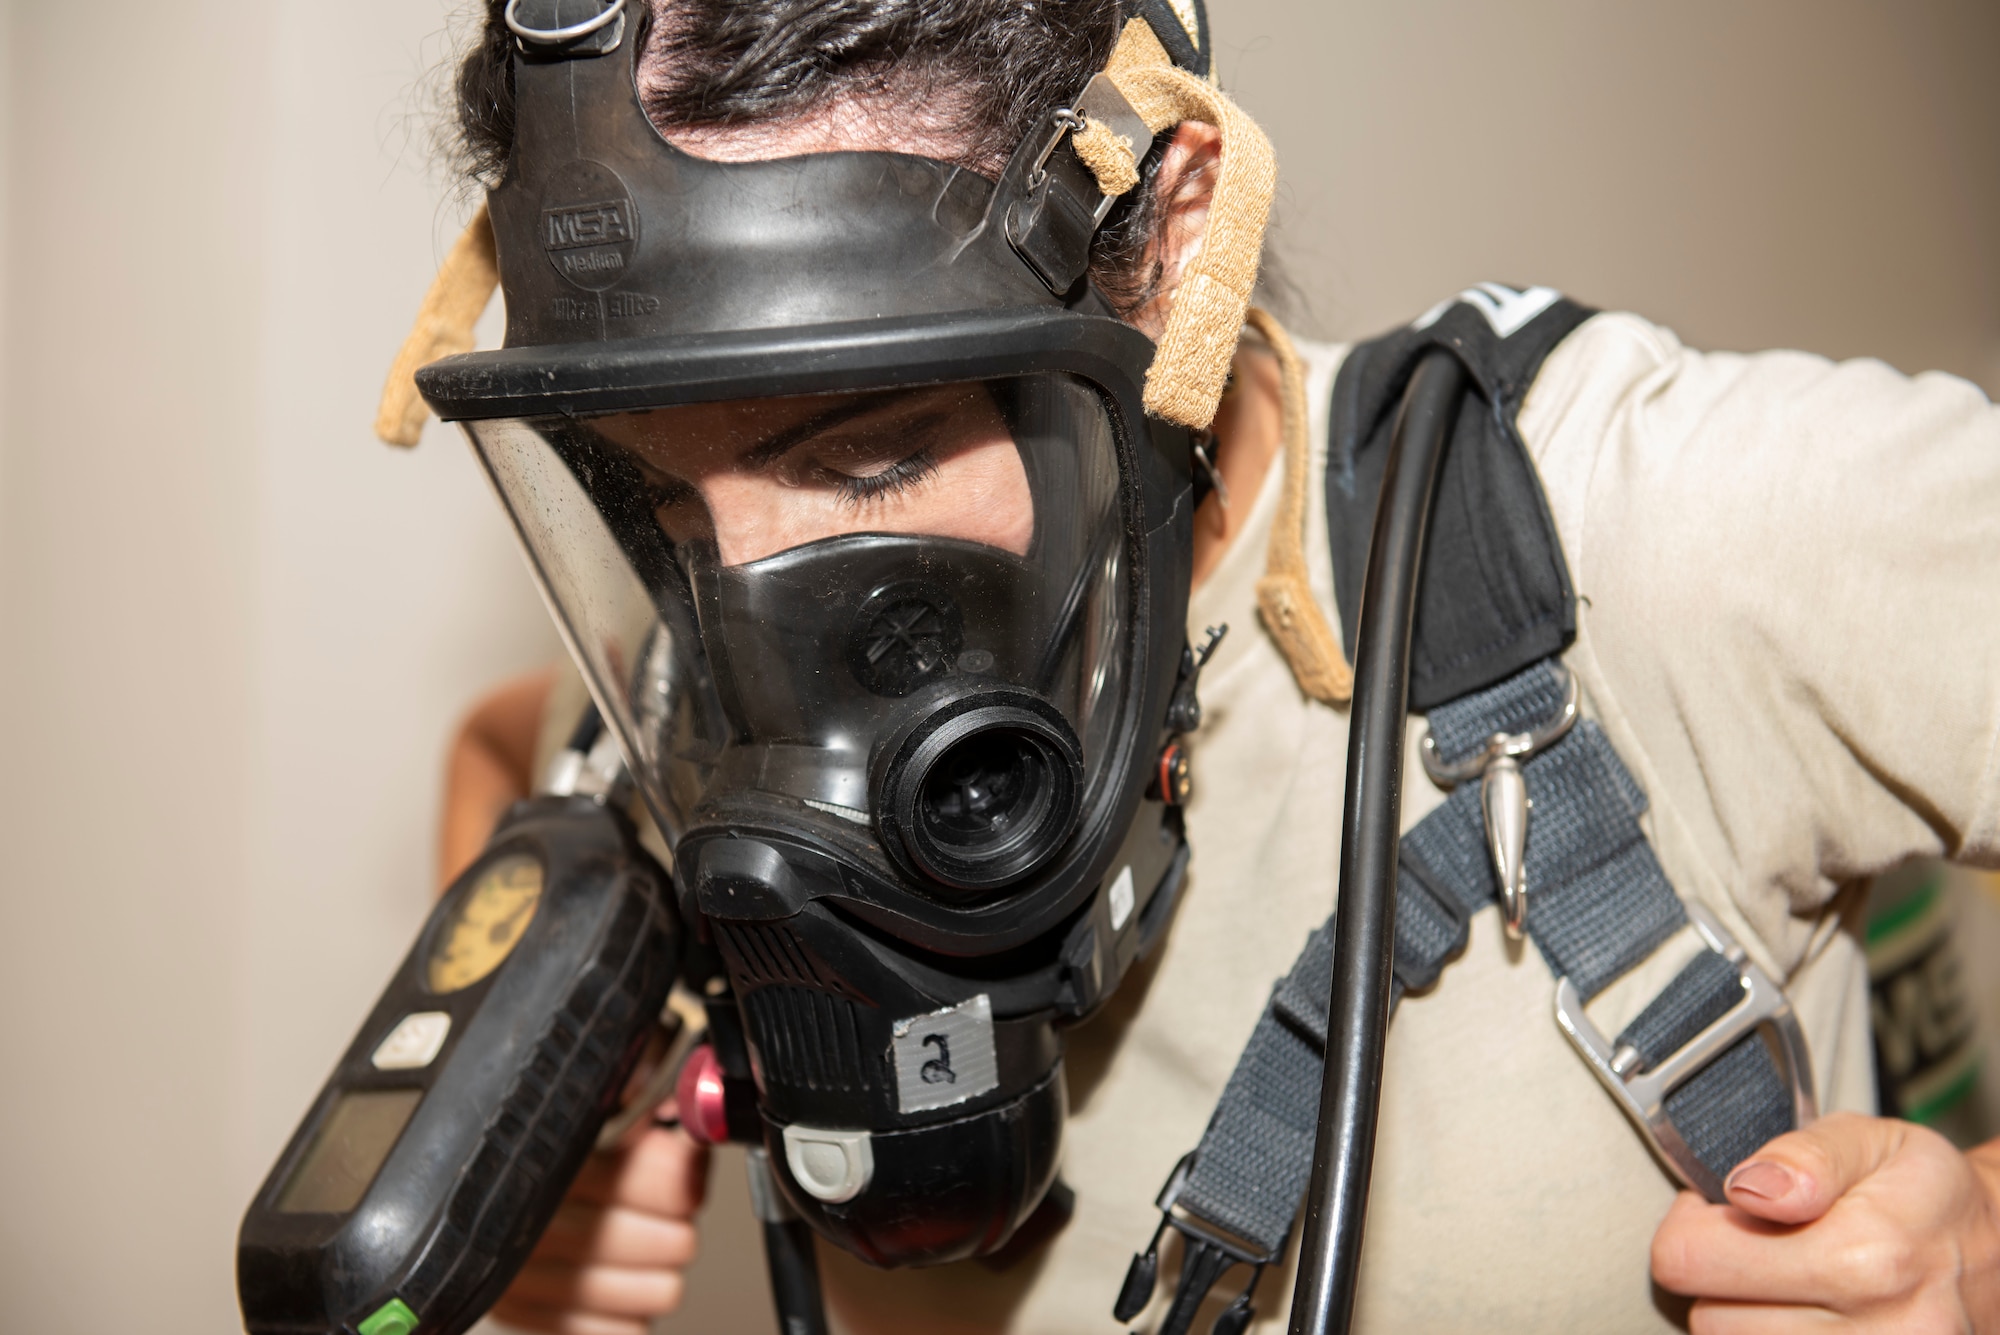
[373,207,500,447]
[1247,307,1353,706]
[1070,18,1276,430]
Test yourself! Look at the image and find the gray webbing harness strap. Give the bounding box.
[1115,661,1816,1334]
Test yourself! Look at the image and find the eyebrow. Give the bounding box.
[740,392,904,469]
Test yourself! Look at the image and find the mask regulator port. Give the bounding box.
[873,686,1084,893]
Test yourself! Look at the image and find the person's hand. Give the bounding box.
[489,1116,709,1335]
[1651,1111,2000,1331]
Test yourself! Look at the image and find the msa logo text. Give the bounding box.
[543,201,632,251]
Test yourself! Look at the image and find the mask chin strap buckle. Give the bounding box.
[1115,1153,1277,1335]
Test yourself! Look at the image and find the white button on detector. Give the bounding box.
[781,1124,874,1204]
[372,1011,452,1071]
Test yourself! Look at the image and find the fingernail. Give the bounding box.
[1725,1160,1795,1202]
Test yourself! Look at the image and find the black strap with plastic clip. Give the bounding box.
[1114,1154,1276,1335]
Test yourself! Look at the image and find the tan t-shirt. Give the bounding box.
[816,310,2000,1333]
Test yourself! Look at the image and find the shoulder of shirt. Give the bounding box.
[1286,309,1693,468]
[1516,309,1687,456]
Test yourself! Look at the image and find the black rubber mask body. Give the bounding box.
[417,3,1198,1267]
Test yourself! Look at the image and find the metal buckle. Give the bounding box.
[1554,900,1817,1201]
[1023,107,1090,192]
[1419,668,1580,939]
[504,0,625,46]
[1113,1154,1275,1335]
[1074,74,1153,223]
[1026,73,1153,227]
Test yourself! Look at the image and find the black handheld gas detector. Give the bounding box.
[236,735,680,1335]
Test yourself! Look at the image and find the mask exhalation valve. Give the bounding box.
[875,687,1084,893]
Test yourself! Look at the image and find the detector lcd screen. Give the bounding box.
[275,1088,424,1215]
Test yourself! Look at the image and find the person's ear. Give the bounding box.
[1132,120,1223,341]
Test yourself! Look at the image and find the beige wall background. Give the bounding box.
[0,3,1992,1333]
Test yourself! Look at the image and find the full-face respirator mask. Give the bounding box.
[407,0,1270,1274]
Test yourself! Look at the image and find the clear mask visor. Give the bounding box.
[464,374,1133,898]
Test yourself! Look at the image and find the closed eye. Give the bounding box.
[829,445,941,508]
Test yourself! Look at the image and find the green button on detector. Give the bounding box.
[357,1298,419,1335]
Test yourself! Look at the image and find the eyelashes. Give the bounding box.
[636,435,948,520]
[829,446,941,508]
[644,476,699,512]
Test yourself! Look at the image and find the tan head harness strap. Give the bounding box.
[374,208,500,448]
[1071,19,1276,430]
[1245,307,1353,706]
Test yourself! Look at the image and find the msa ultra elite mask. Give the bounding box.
[411,0,1269,1269]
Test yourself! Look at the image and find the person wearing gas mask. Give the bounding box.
[381,1,2000,1332]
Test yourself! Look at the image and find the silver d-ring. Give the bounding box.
[504,0,625,45]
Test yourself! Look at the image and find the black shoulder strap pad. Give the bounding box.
[1325,285,1594,710]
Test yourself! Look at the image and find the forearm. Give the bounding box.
[439,667,555,888]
